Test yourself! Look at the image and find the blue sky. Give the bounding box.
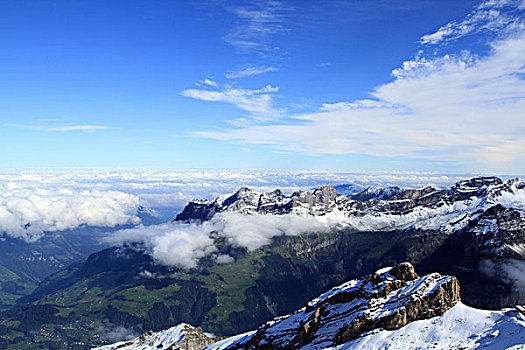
[2,0,524,173]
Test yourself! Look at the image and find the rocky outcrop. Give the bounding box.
[93,323,218,350]
[224,262,460,349]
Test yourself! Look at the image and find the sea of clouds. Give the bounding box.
[106,212,338,268]
[0,168,466,243]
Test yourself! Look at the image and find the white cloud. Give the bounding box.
[215,254,235,264]
[106,212,334,268]
[226,66,278,79]
[15,124,107,132]
[216,212,332,250]
[420,0,525,44]
[480,258,525,292]
[198,78,218,87]
[0,184,141,241]
[102,326,138,343]
[192,5,525,173]
[181,85,281,122]
[106,222,216,269]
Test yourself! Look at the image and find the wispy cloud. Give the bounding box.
[223,1,291,53]
[420,0,525,44]
[181,84,281,123]
[480,258,525,292]
[38,118,62,122]
[47,125,107,132]
[15,124,107,132]
[318,62,332,67]
[193,0,525,172]
[226,65,278,79]
[197,77,218,87]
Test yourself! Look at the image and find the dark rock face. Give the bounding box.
[350,186,402,202]
[227,263,460,350]
[175,201,220,222]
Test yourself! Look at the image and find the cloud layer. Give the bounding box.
[0,168,468,241]
[0,183,140,241]
[106,212,334,268]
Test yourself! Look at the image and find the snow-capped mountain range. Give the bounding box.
[176,177,525,251]
[95,263,525,350]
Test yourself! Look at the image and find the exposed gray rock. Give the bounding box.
[224,262,460,350]
[93,323,218,350]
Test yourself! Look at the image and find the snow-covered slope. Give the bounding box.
[93,323,217,350]
[338,303,525,350]
[206,305,525,350]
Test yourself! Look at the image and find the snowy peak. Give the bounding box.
[175,185,344,220]
[219,187,261,213]
[93,323,217,350]
[219,262,461,349]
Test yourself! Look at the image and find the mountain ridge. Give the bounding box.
[175,176,525,235]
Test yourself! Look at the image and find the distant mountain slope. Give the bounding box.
[0,228,104,309]
[0,207,161,309]
[95,263,525,350]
